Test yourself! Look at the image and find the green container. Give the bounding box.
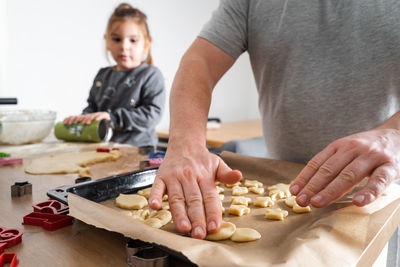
[54,120,112,142]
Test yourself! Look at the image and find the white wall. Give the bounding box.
[0,0,7,94]
[3,0,260,130]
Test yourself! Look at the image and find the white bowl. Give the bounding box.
[0,110,57,145]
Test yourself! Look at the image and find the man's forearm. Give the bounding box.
[168,55,213,148]
[168,38,236,149]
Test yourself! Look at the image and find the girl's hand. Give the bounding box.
[63,115,85,125]
[80,112,110,125]
[149,144,242,239]
[63,112,110,125]
[290,129,400,208]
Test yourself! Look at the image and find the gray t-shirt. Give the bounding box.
[83,63,165,147]
[199,0,400,164]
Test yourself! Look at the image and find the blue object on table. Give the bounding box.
[148,152,165,159]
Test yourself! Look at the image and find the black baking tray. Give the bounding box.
[47,167,197,266]
[47,167,158,205]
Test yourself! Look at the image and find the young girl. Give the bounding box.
[64,3,165,148]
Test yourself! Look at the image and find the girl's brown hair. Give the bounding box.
[105,3,153,65]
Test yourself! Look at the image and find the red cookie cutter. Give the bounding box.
[0,253,18,267]
[96,147,120,153]
[149,158,163,167]
[32,200,69,215]
[0,226,23,254]
[0,157,23,166]
[22,212,73,231]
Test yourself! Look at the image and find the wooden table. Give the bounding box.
[0,142,149,267]
[157,119,263,148]
[2,140,398,266]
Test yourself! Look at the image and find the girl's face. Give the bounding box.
[106,19,150,71]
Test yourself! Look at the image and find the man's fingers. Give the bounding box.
[353,163,397,206]
[198,178,222,234]
[308,156,377,207]
[164,177,192,234]
[290,145,336,195]
[148,177,166,210]
[181,176,207,239]
[295,149,356,206]
[215,158,242,184]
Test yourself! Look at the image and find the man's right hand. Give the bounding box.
[149,37,240,239]
[148,144,242,239]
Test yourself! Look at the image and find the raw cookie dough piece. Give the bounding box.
[265,208,289,221]
[219,194,225,201]
[270,191,285,200]
[230,228,261,242]
[268,183,291,199]
[149,210,172,225]
[249,187,264,195]
[131,209,150,221]
[215,181,221,186]
[120,209,150,222]
[225,181,241,188]
[231,196,252,206]
[205,221,236,241]
[229,205,250,216]
[284,196,297,208]
[232,186,249,196]
[293,203,312,213]
[25,150,121,176]
[244,179,263,188]
[115,194,148,209]
[216,186,225,194]
[137,187,152,198]
[137,187,168,201]
[144,218,163,228]
[254,196,274,208]
[144,210,172,228]
[78,168,91,177]
[161,202,170,210]
[221,202,225,214]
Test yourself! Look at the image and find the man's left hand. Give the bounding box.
[290,129,400,207]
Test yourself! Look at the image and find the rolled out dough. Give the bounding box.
[25,150,121,176]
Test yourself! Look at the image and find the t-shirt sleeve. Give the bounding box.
[198,0,249,59]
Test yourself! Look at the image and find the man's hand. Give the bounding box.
[149,145,242,239]
[290,129,400,208]
[63,112,110,125]
[149,38,240,239]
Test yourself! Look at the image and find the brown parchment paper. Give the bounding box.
[68,151,400,267]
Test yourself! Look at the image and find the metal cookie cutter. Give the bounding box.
[11,181,32,197]
[126,239,169,267]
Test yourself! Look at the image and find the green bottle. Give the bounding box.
[54,120,112,142]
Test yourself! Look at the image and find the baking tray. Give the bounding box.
[47,167,197,266]
[47,167,158,205]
